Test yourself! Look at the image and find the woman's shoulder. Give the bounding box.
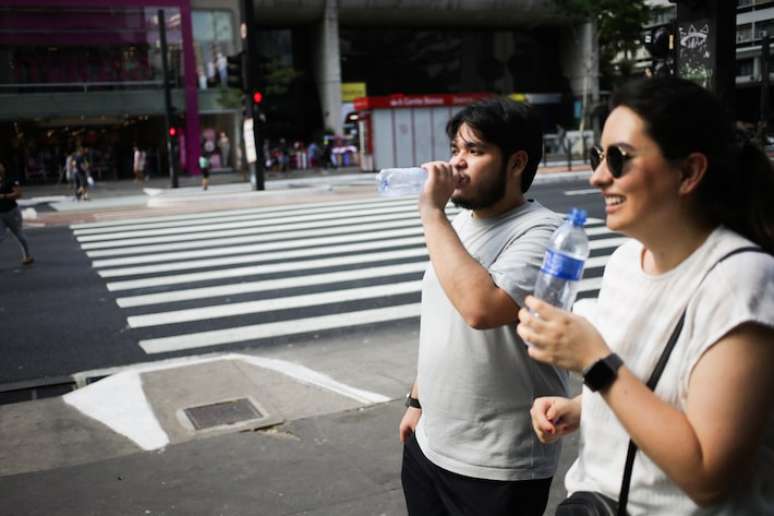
[704,228,774,280]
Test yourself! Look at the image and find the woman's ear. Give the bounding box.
[678,152,708,196]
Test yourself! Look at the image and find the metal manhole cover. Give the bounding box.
[184,398,263,431]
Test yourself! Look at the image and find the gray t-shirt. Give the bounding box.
[415,199,569,481]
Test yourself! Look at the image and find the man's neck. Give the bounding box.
[472,194,526,219]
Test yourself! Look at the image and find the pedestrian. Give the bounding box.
[73,146,90,201]
[199,148,211,191]
[132,144,146,183]
[0,162,34,266]
[519,77,774,515]
[217,131,230,169]
[399,97,567,516]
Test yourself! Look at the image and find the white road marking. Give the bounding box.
[98,236,426,277]
[564,188,600,196]
[116,261,429,307]
[128,280,423,328]
[107,247,428,291]
[80,210,423,249]
[76,203,428,242]
[140,303,423,354]
[87,226,424,258]
[71,195,417,232]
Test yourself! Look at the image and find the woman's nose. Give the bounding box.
[589,159,611,187]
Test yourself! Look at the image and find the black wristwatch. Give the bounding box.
[404,393,421,409]
[583,353,623,392]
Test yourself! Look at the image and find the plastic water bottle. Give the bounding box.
[377,167,426,196]
[532,208,590,311]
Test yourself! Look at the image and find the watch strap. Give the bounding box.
[583,353,623,392]
[405,394,421,409]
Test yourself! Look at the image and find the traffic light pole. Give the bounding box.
[158,9,178,188]
[674,0,736,112]
[760,32,770,147]
[241,0,265,191]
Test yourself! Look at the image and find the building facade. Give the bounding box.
[0,0,596,182]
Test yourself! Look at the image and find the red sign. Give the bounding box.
[353,92,492,111]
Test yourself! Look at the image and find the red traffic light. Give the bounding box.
[252,91,263,104]
[168,127,178,137]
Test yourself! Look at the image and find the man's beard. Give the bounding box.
[451,163,508,211]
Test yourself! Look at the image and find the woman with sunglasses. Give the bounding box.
[517,76,774,515]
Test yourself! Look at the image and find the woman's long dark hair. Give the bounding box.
[611,77,774,253]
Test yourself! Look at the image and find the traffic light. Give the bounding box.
[168,126,178,138]
[226,52,246,91]
[644,23,676,77]
[252,91,263,105]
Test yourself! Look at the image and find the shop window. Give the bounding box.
[192,10,236,90]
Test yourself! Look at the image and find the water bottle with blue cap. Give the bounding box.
[532,208,590,311]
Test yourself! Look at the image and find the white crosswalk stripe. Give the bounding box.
[73,197,627,356]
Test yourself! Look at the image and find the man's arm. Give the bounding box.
[421,208,519,329]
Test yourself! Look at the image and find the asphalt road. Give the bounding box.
[1,178,606,388]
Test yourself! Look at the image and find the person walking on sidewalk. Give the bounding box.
[519,77,774,515]
[73,146,90,201]
[399,97,568,516]
[199,148,211,191]
[132,144,146,183]
[0,162,34,266]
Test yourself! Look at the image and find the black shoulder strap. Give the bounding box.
[616,246,766,515]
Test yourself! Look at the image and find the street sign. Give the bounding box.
[243,118,257,164]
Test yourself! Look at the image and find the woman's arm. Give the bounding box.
[603,322,774,506]
[518,298,774,507]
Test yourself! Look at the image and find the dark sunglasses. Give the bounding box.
[590,144,633,178]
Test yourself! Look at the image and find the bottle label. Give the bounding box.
[540,249,584,281]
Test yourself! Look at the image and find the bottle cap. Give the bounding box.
[568,208,587,226]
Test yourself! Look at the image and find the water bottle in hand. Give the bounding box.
[533,208,590,311]
[377,167,426,196]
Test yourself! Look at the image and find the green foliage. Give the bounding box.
[261,58,303,96]
[555,0,652,82]
[216,87,245,109]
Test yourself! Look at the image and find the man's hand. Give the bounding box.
[399,407,422,443]
[419,161,458,214]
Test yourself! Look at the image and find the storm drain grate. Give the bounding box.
[183,398,264,431]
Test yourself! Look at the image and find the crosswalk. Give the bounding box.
[72,196,628,356]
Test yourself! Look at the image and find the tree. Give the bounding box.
[554,0,652,85]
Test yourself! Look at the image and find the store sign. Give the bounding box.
[341,82,367,102]
[243,118,257,164]
[353,92,491,111]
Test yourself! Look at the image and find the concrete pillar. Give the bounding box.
[315,0,343,135]
[559,20,599,137]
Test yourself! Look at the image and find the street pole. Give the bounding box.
[760,31,770,148]
[158,9,178,188]
[674,0,736,113]
[241,0,265,191]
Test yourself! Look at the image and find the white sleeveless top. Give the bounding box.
[565,227,774,516]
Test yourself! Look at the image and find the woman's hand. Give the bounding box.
[531,396,582,444]
[399,407,422,443]
[517,295,610,373]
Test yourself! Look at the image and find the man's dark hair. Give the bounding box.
[446,97,543,193]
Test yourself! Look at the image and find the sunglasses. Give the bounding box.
[590,144,633,178]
